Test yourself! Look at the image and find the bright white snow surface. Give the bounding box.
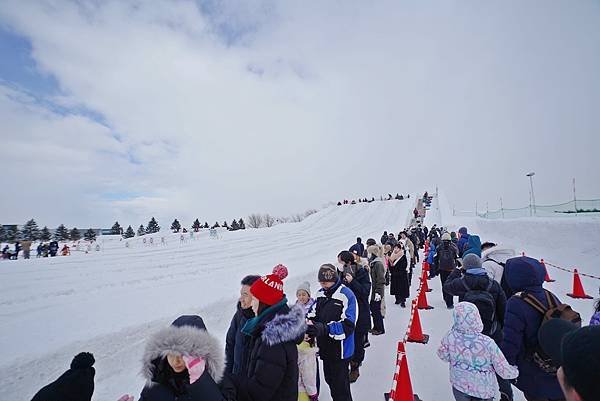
[2,196,600,401]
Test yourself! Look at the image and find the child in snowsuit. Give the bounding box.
[437,302,518,401]
[296,282,318,401]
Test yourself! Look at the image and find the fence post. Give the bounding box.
[500,197,505,219]
[573,178,578,215]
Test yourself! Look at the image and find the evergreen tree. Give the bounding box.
[124,225,135,238]
[40,226,52,241]
[137,224,146,236]
[54,224,70,241]
[21,219,40,241]
[203,222,209,229]
[5,226,19,242]
[170,219,181,232]
[0,225,6,242]
[223,221,229,229]
[111,221,122,235]
[146,217,160,234]
[192,219,201,232]
[84,228,97,241]
[230,219,240,231]
[238,218,246,230]
[211,222,220,229]
[70,228,81,241]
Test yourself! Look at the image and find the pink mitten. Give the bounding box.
[183,355,206,384]
[117,395,134,401]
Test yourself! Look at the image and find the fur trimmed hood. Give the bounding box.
[262,303,307,346]
[141,324,225,384]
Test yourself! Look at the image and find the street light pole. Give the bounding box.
[526,172,536,216]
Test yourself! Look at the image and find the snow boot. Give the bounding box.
[349,362,360,383]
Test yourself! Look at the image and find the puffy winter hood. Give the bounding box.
[452,302,484,334]
[262,303,307,346]
[141,323,225,384]
[482,246,516,264]
[504,256,546,292]
[462,235,482,257]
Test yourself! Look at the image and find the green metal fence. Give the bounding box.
[454,199,600,219]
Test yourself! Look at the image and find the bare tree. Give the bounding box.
[290,213,304,223]
[263,214,275,227]
[304,209,318,218]
[247,213,264,229]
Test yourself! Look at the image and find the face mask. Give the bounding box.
[336,262,345,271]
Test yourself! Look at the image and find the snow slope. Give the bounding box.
[0,199,413,401]
[2,194,599,401]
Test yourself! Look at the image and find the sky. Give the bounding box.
[1,0,599,229]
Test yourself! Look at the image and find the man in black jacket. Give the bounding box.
[442,254,507,344]
[225,275,260,376]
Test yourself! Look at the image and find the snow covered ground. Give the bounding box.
[1,194,599,401]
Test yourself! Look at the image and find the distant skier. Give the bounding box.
[49,241,59,257]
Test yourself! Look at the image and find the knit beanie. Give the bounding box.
[272,264,288,280]
[250,268,287,306]
[31,352,95,401]
[296,281,311,296]
[318,264,339,283]
[462,254,482,270]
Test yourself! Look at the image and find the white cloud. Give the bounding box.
[1,0,599,228]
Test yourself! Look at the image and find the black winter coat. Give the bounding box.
[233,302,306,401]
[31,353,95,401]
[225,303,254,376]
[389,255,409,299]
[139,319,231,401]
[443,269,507,343]
[342,264,372,332]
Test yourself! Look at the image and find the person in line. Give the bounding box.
[388,243,409,307]
[138,315,232,401]
[443,254,507,344]
[590,289,600,325]
[31,352,96,401]
[230,269,305,401]
[437,302,518,401]
[481,242,516,298]
[337,250,371,383]
[307,264,357,401]
[367,245,386,335]
[435,233,460,309]
[225,275,261,376]
[295,282,318,401]
[501,256,566,401]
[348,238,364,258]
[538,320,600,401]
[457,227,470,258]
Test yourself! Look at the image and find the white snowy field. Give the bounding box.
[1,195,599,401]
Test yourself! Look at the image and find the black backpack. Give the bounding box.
[437,243,457,271]
[462,278,498,336]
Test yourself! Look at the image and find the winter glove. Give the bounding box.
[117,396,134,401]
[374,293,382,302]
[306,321,326,338]
[183,355,206,384]
[309,394,319,401]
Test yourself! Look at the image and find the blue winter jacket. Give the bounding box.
[500,257,564,399]
[457,229,469,258]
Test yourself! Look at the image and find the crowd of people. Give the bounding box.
[1,240,100,260]
[27,204,600,401]
[337,193,410,206]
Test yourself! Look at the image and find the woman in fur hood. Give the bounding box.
[229,270,307,401]
[138,315,233,401]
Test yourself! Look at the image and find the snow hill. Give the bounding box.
[1,195,599,401]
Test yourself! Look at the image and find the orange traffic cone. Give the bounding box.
[417,287,434,310]
[387,342,416,401]
[567,269,593,299]
[407,300,429,344]
[422,261,429,272]
[540,259,555,283]
[420,269,432,292]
